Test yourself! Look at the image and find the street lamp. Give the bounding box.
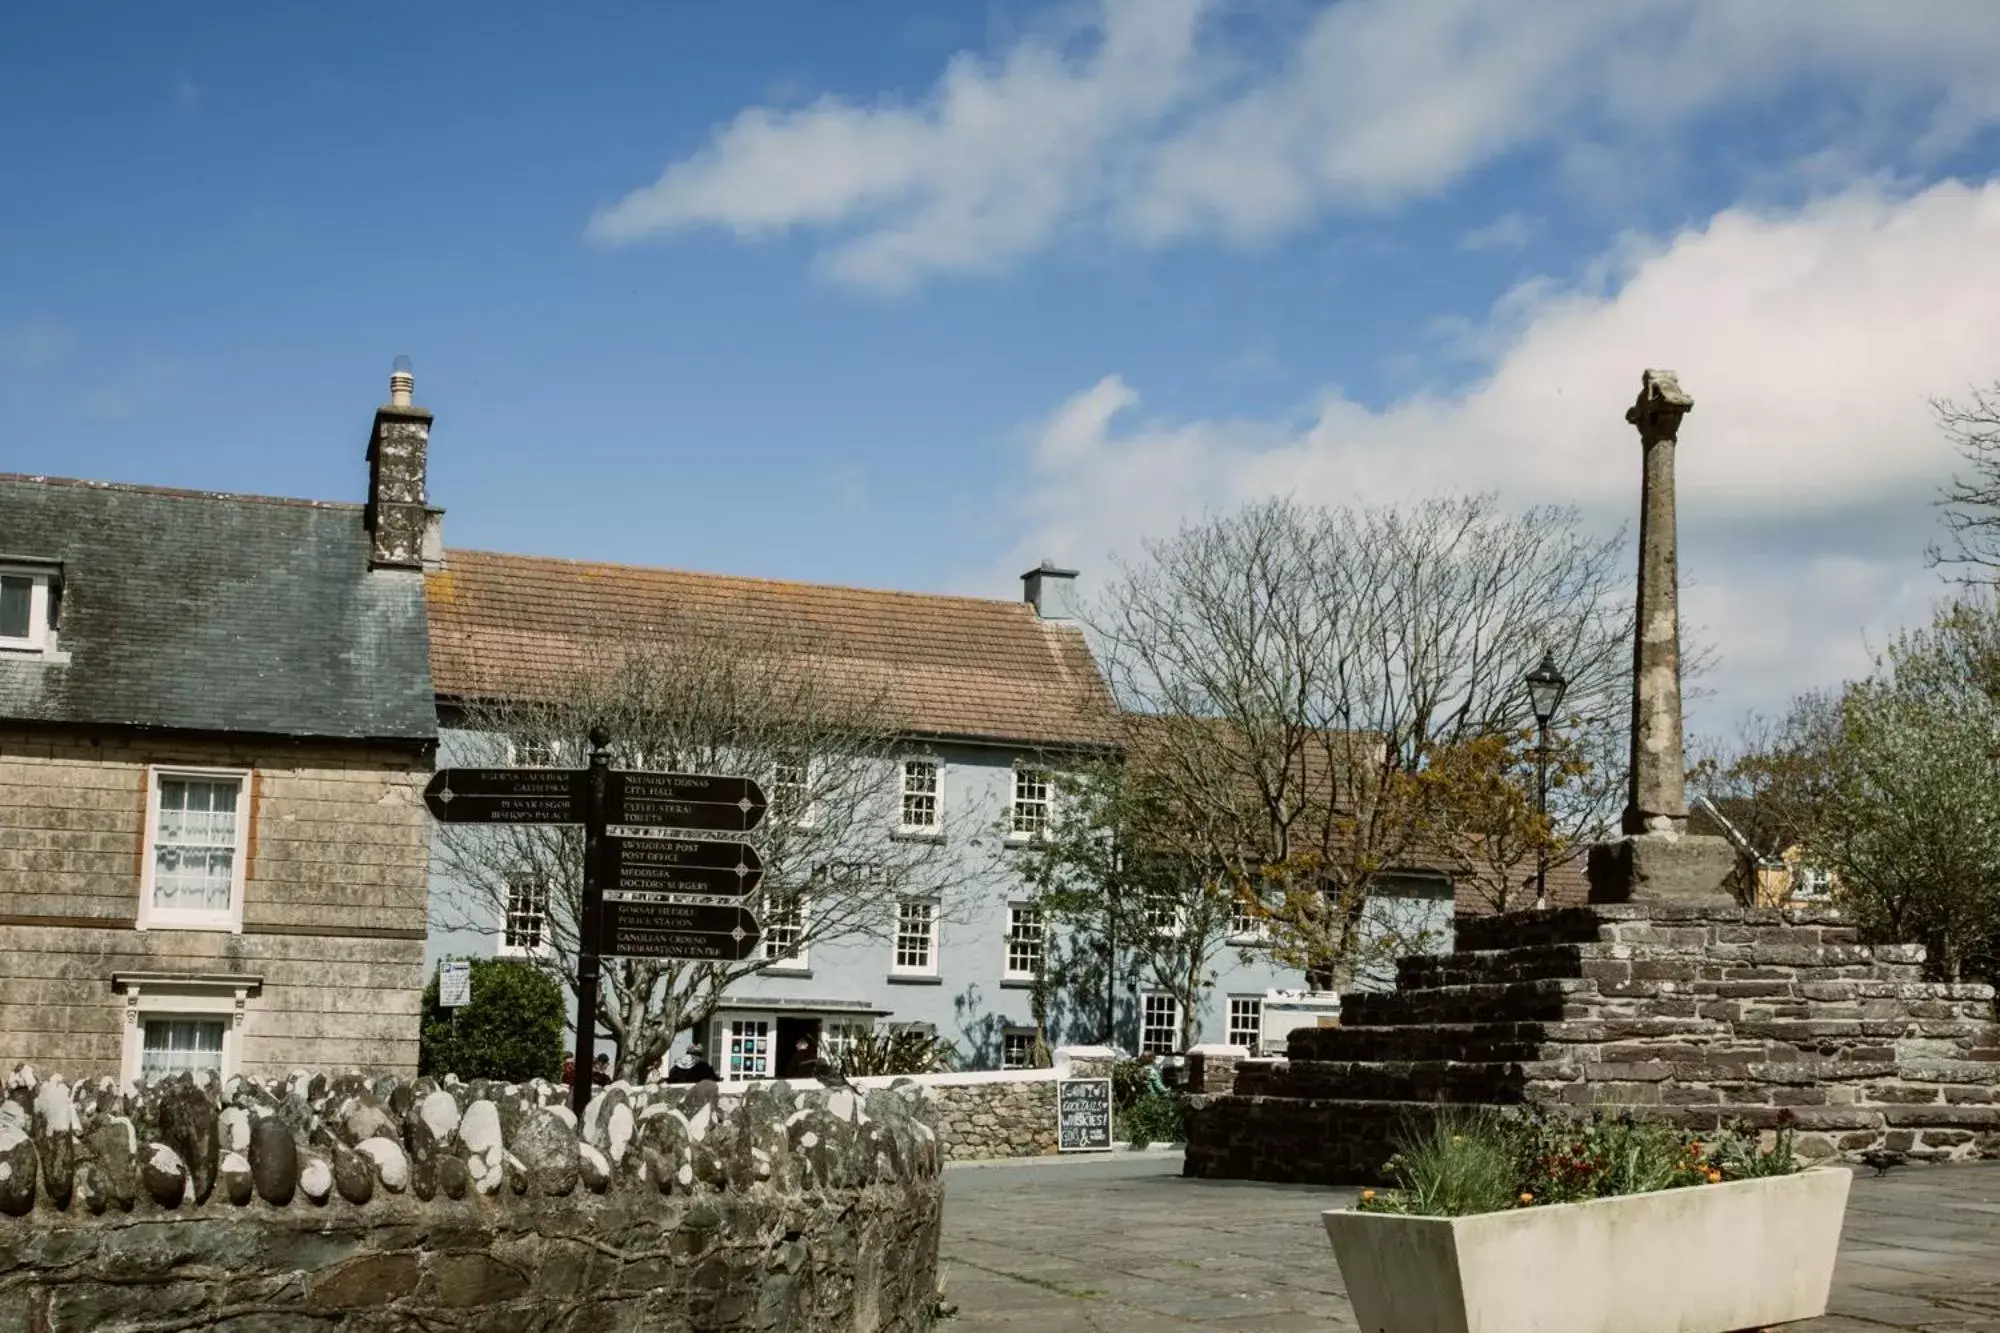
[1524,651,1568,909]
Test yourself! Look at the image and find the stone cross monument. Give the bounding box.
[1587,369,1739,902]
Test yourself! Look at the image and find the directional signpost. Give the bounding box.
[424,734,770,1119]
[604,834,764,899]
[601,896,762,961]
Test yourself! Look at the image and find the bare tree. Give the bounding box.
[1930,383,2000,581]
[1090,495,1632,983]
[432,611,985,1080]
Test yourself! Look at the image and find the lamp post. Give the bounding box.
[1524,652,1568,910]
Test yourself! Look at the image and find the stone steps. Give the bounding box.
[1287,1021,1553,1064]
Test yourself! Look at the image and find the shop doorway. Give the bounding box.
[776,1016,822,1079]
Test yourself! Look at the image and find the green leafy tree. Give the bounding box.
[419,958,566,1082]
[1805,599,2000,981]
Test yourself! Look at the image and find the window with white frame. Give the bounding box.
[1001,1029,1036,1070]
[1139,991,1181,1056]
[726,1017,772,1081]
[141,769,250,931]
[500,876,550,956]
[822,1020,871,1070]
[142,1018,226,1080]
[1792,865,1833,901]
[1227,996,1263,1051]
[762,890,807,968]
[1003,905,1044,979]
[0,566,56,654]
[1011,768,1051,837]
[770,757,812,826]
[116,974,257,1085]
[900,759,940,831]
[1144,890,1185,939]
[1228,887,1267,940]
[893,899,938,974]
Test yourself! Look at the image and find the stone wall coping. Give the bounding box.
[772,1046,1118,1092]
[1187,1044,1252,1056]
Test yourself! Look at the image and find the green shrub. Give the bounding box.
[1359,1109,1805,1217]
[1116,1092,1185,1149]
[419,959,565,1083]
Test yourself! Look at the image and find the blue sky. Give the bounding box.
[6,2,2000,728]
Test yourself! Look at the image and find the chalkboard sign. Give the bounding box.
[1056,1078,1113,1152]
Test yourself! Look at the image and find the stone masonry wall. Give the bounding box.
[1185,904,2000,1185]
[0,1065,942,1331]
[857,1047,1118,1160]
[0,728,430,1078]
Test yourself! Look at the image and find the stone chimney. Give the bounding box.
[365,355,443,570]
[1021,560,1080,621]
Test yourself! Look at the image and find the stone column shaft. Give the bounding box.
[1623,371,1692,835]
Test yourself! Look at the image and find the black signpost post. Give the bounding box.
[423,734,769,1122]
[571,728,612,1122]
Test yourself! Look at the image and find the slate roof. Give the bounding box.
[0,475,435,742]
[425,549,1115,748]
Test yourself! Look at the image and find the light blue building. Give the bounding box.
[422,543,1454,1078]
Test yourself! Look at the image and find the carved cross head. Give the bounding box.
[1625,368,1694,441]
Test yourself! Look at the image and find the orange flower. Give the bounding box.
[1518,1192,1535,1206]
[1705,1169,1723,1184]
[1687,1142,1704,1157]
[1361,1189,1376,1201]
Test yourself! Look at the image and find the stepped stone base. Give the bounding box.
[1183,904,2000,1185]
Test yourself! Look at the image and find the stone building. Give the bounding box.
[0,374,439,1081]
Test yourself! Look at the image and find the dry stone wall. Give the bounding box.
[1185,904,2000,1185]
[0,1064,942,1331]
[879,1048,1118,1160]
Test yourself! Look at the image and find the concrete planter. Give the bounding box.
[1323,1167,1852,1333]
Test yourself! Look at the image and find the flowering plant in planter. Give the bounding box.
[1356,1108,1805,1217]
[1327,1108,1847,1333]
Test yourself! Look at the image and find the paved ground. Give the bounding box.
[939,1153,2000,1331]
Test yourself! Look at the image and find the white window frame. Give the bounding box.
[762,888,809,970]
[1228,888,1269,943]
[821,1019,872,1069]
[138,766,251,933]
[0,565,54,654]
[1227,995,1263,1052]
[1139,990,1181,1056]
[1792,865,1834,901]
[1000,1028,1036,1070]
[115,973,259,1086]
[892,898,939,976]
[1003,904,1045,980]
[497,876,552,958]
[722,1014,775,1083]
[1010,767,1052,840]
[899,757,942,833]
[771,757,817,828]
[1144,891,1187,940]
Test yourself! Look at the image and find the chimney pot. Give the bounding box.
[389,354,415,408]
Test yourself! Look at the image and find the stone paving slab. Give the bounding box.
[940,1154,2000,1331]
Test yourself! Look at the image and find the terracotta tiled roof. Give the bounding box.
[1452,854,1591,916]
[425,549,1115,748]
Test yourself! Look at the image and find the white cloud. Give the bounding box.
[997,179,2000,728]
[591,0,2000,289]
[1459,213,1534,253]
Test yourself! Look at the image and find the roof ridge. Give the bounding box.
[443,546,1059,615]
[0,473,363,512]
